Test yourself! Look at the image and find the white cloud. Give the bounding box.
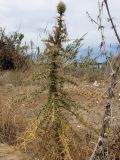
[0,0,120,49]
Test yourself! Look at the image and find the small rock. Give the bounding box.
[77,125,81,128]
[96,101,99,104]
[93,81,100,87]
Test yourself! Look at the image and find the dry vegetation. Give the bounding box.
[0,1,120,160]
[0,69,119,159]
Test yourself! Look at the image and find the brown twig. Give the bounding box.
[86,11,99,26]
[104,0,120,45]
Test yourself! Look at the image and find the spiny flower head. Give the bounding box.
[57,1,66,15]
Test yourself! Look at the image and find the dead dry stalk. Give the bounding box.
[90,0,120,159]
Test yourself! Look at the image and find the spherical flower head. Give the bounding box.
[57,1,66,15]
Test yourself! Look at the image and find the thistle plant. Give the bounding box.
[45,2,67,159]
[42,2,71,159]
[22,2,72,160]
[20,2,88,160]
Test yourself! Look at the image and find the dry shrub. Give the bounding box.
[0,28,28,71]
[0,97,27,145]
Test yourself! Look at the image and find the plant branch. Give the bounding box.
[104,0,120,44]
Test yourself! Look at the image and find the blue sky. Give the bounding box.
[0,0,120,50]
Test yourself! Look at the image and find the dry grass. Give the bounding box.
[0,70,119,159]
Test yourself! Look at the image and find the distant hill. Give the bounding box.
[78,43,119,62]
